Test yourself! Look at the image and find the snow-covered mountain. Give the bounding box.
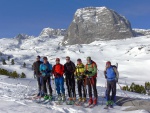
[39,28,66,38]
[133,29,150,36]
[63,7,135,45]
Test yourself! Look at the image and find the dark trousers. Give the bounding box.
[106,80,116,102]
[77,79,86,98]
[37,76,42,92]
[42,76,52,95]
[66,74,76,98]
[87,78,98,98]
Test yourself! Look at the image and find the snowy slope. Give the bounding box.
[0,75,150,113]
[0,35,150,112]
[1,35,150,85]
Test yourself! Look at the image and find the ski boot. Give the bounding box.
[57,94,62,101]
[48,94,53,101]
[104,101,111,109]
[78,97,82,102]
[88,97,93,105]
[82,97,86,102]
[62,94,66,101]
[93,98,97,105]
[110,100,114,108]
[44,94,49,100]
[104,101,109,109]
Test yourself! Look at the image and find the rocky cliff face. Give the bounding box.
[63,7,135,45]
[39,28,66,38]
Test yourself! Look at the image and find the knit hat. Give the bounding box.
[87,57,91,61]
[37,56,40,59]
[43,57,48,60]
[77,58,82,62]
[106,61,111,65]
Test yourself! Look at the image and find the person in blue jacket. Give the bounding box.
[40,57,53,100]
[104,61,119,108]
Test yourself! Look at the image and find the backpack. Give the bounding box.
[111,63,118,77]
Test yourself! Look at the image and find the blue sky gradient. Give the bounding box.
[0,0,150,38]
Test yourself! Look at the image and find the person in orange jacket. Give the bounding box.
[52,58,65,101]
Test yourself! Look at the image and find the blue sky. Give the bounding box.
[0,0,150,38]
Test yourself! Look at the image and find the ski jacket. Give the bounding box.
[85,61,97,78]
[75,63,85,76]
[40,62,52,76]
[33,61,43,75]
[64,61,76,74]
[105,66,119,81]
[52,64,64,77]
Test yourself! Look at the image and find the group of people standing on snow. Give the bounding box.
[33,55,119,107]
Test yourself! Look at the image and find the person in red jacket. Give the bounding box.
[52,58,65,101]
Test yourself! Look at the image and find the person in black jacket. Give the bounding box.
[33,56,43,96]
[64,56,76,101]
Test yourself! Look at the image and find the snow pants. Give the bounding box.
[42,76,52,95]
[77,79,86,98]
[66,74,76,98]
[87,78,98,98]
[55,76,65,95]
[106,80,116,102]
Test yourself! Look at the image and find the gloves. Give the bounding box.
[76,75,83,79]
[85,70,90,74]
[89,71,92,74]
[41,70,45,72]
[85,70,92,74]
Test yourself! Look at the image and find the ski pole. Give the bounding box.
[117,82,128,97]
[117,82,135,106]
[102,80,107,106]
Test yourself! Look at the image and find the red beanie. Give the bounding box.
[106,61,111,65]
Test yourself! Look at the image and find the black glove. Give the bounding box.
[41,70,46,73]
[89,71,92,74]
[85,70,90,74]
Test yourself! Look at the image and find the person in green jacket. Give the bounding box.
[74,59,86,102]
[85,57,98,105]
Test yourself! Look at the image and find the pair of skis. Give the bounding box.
[75,101,86,106]
[25,95,53,105]
[104,105,114,110]
[84,103,97,108]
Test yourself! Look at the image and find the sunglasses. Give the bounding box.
[66,59,70,61]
